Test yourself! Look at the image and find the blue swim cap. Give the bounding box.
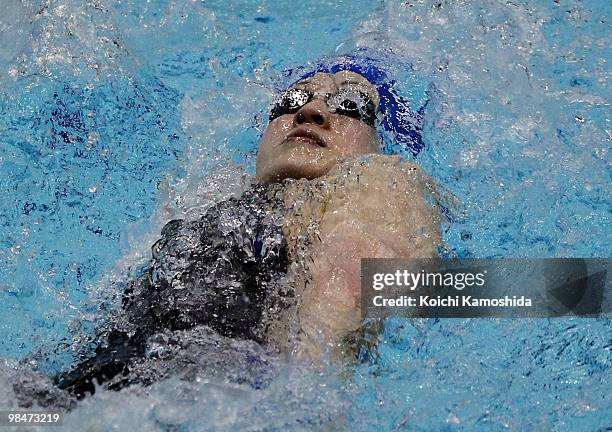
[283,52,427,157]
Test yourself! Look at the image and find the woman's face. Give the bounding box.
[256,71,381,184]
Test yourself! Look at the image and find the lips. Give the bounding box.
[285,128,327,148]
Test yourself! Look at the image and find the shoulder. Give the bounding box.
[156,184,271,237]
[326,154,427,183]
[318,155,431,206]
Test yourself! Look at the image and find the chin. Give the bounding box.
[258,159,335,183]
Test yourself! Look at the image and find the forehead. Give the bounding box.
[294,71,380,107]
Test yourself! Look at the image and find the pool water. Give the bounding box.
[0,0,610,430]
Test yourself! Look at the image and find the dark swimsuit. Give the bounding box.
[54,184,291,398]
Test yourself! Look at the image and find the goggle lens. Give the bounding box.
[269,88,377,127]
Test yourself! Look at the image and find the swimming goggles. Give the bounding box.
[269,87,379,127]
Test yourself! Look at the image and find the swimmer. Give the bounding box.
[256,70,441,361]
[17,68,441,402]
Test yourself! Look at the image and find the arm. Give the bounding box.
[295,155,442,360]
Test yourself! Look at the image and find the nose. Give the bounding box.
[293,99,330,128]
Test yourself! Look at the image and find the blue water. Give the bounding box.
[0,0,610,430]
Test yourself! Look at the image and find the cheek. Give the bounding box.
[332,120,377,156]
[260,120,288,151]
